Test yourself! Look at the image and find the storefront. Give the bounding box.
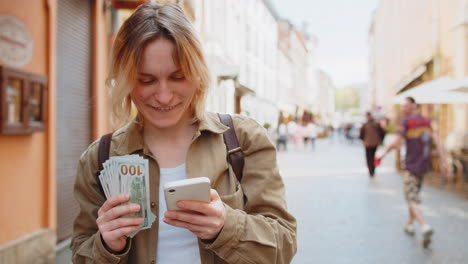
[0,0,112,262]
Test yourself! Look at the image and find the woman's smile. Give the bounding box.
[149,103,181,113]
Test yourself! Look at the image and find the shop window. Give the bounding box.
[1,65,47,134]
[7,78,23,124]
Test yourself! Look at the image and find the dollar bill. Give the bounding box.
[98,154,156,237]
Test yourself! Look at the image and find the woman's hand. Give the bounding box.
[163,189,226,240]
[96,194,144,253]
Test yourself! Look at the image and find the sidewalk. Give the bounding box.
[279,139,468,264]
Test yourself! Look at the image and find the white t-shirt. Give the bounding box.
[157,164,201,264]
[287,121,297,135]
[306,123,318,138]
[278,123,288,136]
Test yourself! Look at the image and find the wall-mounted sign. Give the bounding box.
[112,0,150,9]
[0,65,47,134]
[0,15,34,68]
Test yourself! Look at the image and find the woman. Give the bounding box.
[71,3,296,264]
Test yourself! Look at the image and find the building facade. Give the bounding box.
[277,20,295,118]
[276,19,312,124]
[0,1,317,262]
[191,0,281,128]
[0,0,112,263]
[369,0,468,140]
[289,28,309,119]
[314,70,336,125]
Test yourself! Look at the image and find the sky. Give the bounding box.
[269,0,381,88]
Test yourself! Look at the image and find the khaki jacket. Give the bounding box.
[71,112,297,264]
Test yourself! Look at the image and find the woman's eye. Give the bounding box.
[171,75,185,81]
[139,79,154,84]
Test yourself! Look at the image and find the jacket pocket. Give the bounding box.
[220,183,245,210]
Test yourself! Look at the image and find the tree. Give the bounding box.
[335,84,362,112]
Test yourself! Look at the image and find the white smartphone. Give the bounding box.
[164,177,211,211]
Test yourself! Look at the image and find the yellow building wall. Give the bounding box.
[438,0,457,77]
[0,0,51,245]
[371,0,467,137]
[372,0,436,112]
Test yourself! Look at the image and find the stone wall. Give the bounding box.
[0,229,55,264]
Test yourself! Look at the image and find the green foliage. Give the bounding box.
[335,85,362,112]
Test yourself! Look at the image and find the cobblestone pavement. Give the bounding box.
[278,139,468,264]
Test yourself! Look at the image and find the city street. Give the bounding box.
[280,138,468,264]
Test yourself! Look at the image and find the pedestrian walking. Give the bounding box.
[277,122,288,151]
[70,3,297,263]
[359,112,385,177]
[295,122,306,150]
[288,118,302,150]
[327,125,335,144]
[377,97,452,248]
[305,121,319,151]
[343,123,353,143]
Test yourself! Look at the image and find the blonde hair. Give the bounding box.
[107,3,210,126]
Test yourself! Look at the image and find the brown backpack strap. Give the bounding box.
[96,132,113,195]
[98,132,113,171]
[218,113,244,183]
[95,134,112,197]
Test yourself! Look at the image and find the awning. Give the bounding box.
[394,77,468,104]
[235,81,255,96]
[204,39,239,78]
[395,64,427,93]
[451,77,468,93]
[278,103,296,115]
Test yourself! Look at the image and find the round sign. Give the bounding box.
[0,15,34,67]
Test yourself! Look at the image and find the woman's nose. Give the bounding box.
[153,80,173,105]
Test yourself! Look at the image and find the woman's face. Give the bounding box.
[131,38,197,130]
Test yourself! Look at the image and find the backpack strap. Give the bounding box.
[96,114,245,187]
[97,132,113,194]
[218,113,245,183]
[98,132,113,171]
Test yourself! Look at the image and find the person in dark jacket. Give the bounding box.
[359,112,385,177]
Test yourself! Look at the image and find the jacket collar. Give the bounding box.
[198,112,230,134]
[113,112,229,156]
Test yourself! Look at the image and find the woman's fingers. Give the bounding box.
[98,193,130,216]
[97,203,141,224]
[163,217,215,239]
[100,216,144,233]
[209,189,220,201]
[96,194,144,252]
[164,189,226,240]
[163,216,200,230]
[101,225,141,242]
[176,189,223,216]
[176,201,213,215]
[164,210,212,227]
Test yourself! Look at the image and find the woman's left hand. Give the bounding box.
[163,189,226,240]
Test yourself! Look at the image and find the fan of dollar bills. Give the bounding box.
[98,154,156,237]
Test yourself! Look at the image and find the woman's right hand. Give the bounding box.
[96,193,144,253]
